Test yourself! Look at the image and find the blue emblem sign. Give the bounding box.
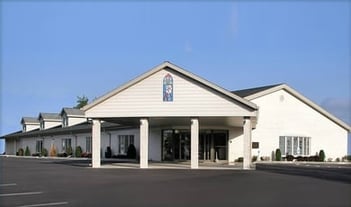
[163,74,173,102]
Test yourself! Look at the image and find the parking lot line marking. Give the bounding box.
[0,191,43,197]
[17,202,68,207]
[0,183,17,187]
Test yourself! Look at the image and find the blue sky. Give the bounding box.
[0,1,350,154]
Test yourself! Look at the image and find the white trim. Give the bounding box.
[245,84,351,132]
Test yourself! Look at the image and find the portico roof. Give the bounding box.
[83,61,258,113]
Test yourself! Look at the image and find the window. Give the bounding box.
[36,140,43,153]
[118,135,134,155]
[23,125,26,132]
[62,138,72,152]
[279,136,311,156]
[62,115,68,127]
[86,136,92,153]
[163,74,173,102]
[40,121,45,130]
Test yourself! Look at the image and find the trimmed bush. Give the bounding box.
[319,150,325,162]
[57,152,67,157]
[342,155,351,162]
[24,146,31,156]
[41,148,48,157]
[81,152,92,158]
[286,155,294,161]
[275,149,281,161]
[127,144,137,159]
[75,146,82,157]
[49,144,57,157]
[235,157,243,162]
[17,148,24,156]
[252,155,258,162]
[66,146,73,156]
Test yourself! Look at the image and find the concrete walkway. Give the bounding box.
[101,160,246,170]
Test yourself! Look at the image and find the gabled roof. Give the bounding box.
[233,84,351,132]
[38,113,61,121]
[60,107,85,117]
[83,61,258,111]
[232,84,283,98]
[21,117,40,124]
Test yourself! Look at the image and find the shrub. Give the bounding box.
[41,148,48,157]
[57,152,67,157]
[24,146,31,156]
[286,155,294,161]
[32,153,41,157]
[252,155,258,162]
[66,146,73,156]
[335,157,340,162]
[319,150,325,162]
[105,146,112,158]
[17,148,24,156]
[49,144,57,157]
[81,152,92,158]
[308,155,319,162]
[127,144,137,159]
[275,149,281,161]
[75,146,82,157]
[235,157,243,162]
[342,155,351,162]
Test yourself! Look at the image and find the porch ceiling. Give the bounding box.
[101,116,256,128]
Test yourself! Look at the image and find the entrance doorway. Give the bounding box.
[161,129,228,162]
[199,130,228,161]
[162,129,190,161]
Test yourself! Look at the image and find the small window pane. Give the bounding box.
[293,137,298,155]
[279,136,285,155]
[286,136,292,155]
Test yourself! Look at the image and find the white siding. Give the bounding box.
[251,89,348,160]
[5,140,16,155]
[228,128,244,163]
[43,121,61,130]
[25,124,40,132]
[86,69,255,118]
[68,117,86,127]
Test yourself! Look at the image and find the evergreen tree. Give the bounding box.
[74,95,89,109]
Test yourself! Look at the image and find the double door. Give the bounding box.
[162,129,228,161]
[162,130,190,161]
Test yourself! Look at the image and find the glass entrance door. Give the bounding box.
[162,129,190,161]
[199,130,228,161]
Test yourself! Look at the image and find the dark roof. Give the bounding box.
[61,108,85,117]
[38,113,61,121]
[21,117,40,124]
[232,84,283,98]
[1,121,127,139]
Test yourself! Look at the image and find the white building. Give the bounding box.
[2,62,350,169]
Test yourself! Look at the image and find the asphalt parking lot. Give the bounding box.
[1,157,350,207]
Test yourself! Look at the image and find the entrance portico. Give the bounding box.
[84,62,258,169]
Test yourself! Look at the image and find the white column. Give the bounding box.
[243,117,252,170]
[191,118,199,169]
[92,119,101,168]
[140,118,149,168]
